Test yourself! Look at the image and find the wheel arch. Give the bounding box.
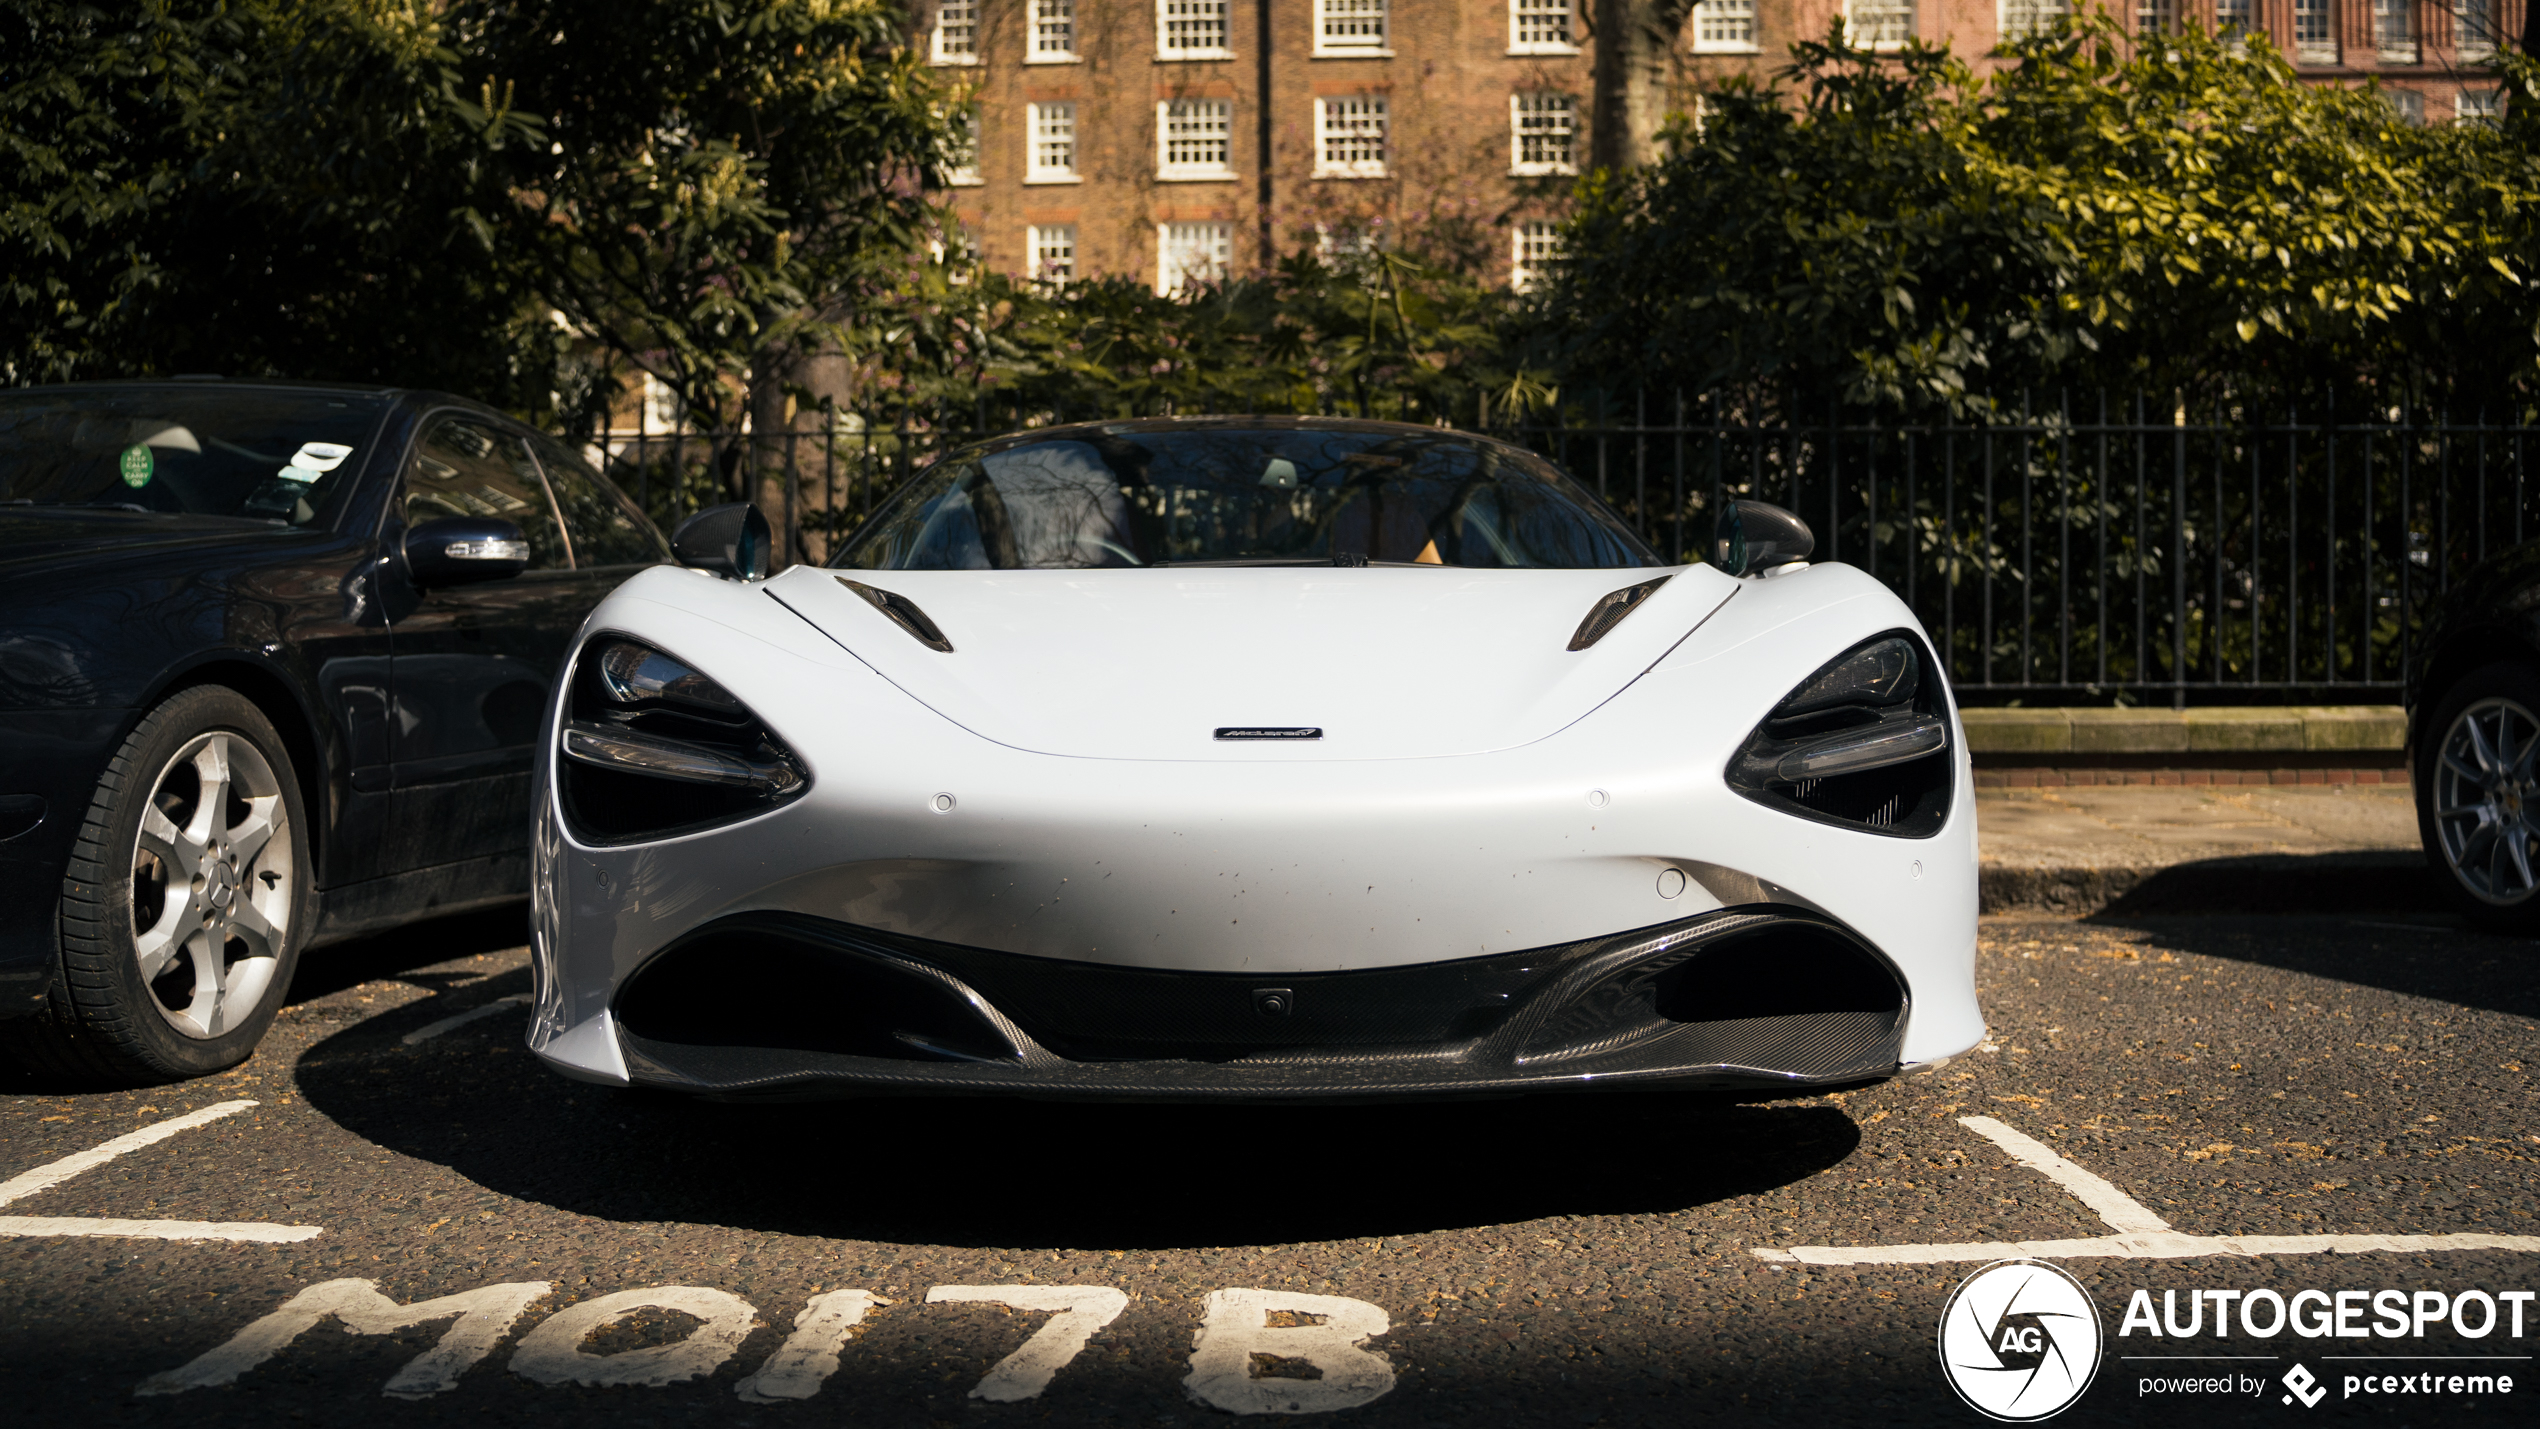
[2411,625,2540,771]
[136,658,332,888]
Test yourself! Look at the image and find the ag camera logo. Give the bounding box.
[1939,1259,2104,1420]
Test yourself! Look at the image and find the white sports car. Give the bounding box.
[526,418,1981,1099]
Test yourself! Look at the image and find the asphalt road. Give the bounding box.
[1,909,2533,1427]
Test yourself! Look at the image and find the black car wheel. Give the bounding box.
[2416,661,2540,932]
[2,687,312,1084]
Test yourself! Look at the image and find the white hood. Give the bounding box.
[759,563,1738,761]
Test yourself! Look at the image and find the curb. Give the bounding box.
[1981,851,2438,916]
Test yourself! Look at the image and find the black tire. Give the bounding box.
[0,686,313,1085]
[2415,660,2540,934]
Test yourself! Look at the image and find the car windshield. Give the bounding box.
[831,424,1658,570]
[0,387,390,527]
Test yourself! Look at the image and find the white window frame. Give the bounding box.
[1999,0,2068,38]
[2135,0,2174,35]
[1844,0,1914,48]
[1157,99,1238,181]
[1690,0,1759,53]
[1157,222,1231,296]
[2210,0,2251,33]
[944,108,984,186]
[1315,0,1393,56]
[1509,93,1576,176]
[1026,102,1080,184]
[1026,224,1078,285]
[1157,0,1234,59]
[2456,87,2504,123]
[2293,0,2337,63]
[1508,0,1578,53]
[1511,221,1562,293]
[2372,0,2416,61]
[1314,94,1389,179]
[930,0,979,65]
[2455,0,2500,60]
[1029,0,1080,62]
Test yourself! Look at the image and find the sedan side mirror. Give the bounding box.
[1714,499,1815,577]
[405,516,529,588]
[672,503,772,581]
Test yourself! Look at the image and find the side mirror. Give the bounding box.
[405,516,529,588]
[1714,499,1814,577]
[672,503,772,582]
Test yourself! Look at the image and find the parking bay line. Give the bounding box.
[1754,1114,2540,1266]
[401,994,532,1046]
[0,1100,321,1244]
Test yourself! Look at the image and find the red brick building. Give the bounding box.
[925,0,2519,291]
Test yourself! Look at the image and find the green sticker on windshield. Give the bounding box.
[118,444,153,487]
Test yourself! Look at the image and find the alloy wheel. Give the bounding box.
[2432,695,2540,906]
[129,732,295,1038]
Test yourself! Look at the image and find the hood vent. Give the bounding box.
[837,578,954,652]
[1567,576,1672,651]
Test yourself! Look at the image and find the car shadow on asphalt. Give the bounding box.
[2082,910,2540,1021]
[285,902,531,1004]
[294,993,1862,1248]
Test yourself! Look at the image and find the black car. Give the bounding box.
[0,380,670,1084]
[2409,539,2540,930]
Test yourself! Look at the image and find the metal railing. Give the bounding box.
[599,393,2539,703]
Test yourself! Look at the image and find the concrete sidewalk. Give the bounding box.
[1974,783,2432,914]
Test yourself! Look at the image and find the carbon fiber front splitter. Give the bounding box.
[606,906,1913,1102]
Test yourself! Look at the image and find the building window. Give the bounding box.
[2456,0,2501,59]
[1030,0,1078,60]
[1159,0,1232,57]
[2373,0,2415,60]
[2134,0,2173,33]
[2293,0,2336,62]
[1317,225,1381,260]
[1027,225,1077,285]
[2000,0,2068,37]
[944,109,983,186]
[1027,102,1078,182]
[1511,221,1562,293]
[1158,99,1236,179]
[2212,0,2252,33]
[1845,0,1914,48]
[2387,88,2424,122]
[2458,87,2504,123]
[1314,94,1388,178]
[1691,0,1758,51]
[930,0,978,63]
[1316,0,1391,53]
[1158,222,1231,295]
[1509,0,1576,51]
[1510,93,1576,175]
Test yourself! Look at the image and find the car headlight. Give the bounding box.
[558,638,806,843]
[1726,633,1953,836]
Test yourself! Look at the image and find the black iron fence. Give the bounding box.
[599,394,2538,703]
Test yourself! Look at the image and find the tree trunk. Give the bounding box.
[1589,0,1697,172]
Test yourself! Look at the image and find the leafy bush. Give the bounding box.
[1538,16,2540,419]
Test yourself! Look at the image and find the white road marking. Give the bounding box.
[0,1100,255,1206]
[1184,1289,1395,1416]
[0,1100,321,1243]
[926,1284,1129,1402]
[136,1278,553,1398]
[1958,1114,2176,1234]
[735,1290,886,1403]
[510,1285,758,1388]
[0,1215,319,1243]
[1753,1116,2540,1266]
[401,994,532,1046]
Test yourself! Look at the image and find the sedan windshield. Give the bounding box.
[0,387,391,527]
[831,424,1658,570]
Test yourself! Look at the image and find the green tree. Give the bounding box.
[1542,15,2540,418]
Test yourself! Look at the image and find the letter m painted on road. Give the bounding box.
[137,1278,553,1399]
